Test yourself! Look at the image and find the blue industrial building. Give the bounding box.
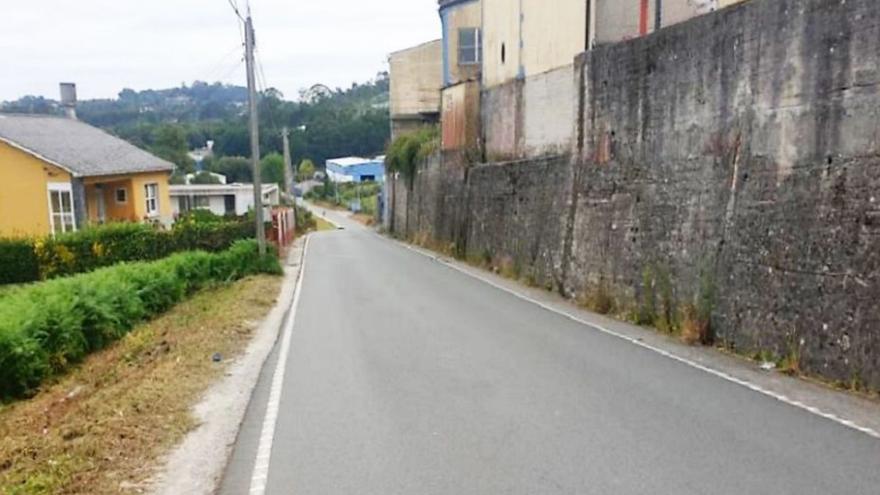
[325,156,385,183]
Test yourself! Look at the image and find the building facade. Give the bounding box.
[170,183,279,218]
[389,40,444,139]
[482,0,751,88]
[325,157,386,183]
[439,0,483,87]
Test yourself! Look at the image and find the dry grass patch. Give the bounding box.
[351,213,375,226]
[314,217,336,231]
[0,275,282,495]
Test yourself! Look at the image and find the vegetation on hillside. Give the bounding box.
[1,75,391,172]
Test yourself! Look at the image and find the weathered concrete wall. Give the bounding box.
[393,0,880,390]
[483,65,576,160]
[523,65,576,158]
[482,79,522,161]
[574,0,880,388]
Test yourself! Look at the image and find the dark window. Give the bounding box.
[224,195,236,215]
[115,187,127,203]
[501,43,506,64]
[458,28,482,65]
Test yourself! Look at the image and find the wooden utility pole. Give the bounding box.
[245,13,266,255]
[282,127,293,195]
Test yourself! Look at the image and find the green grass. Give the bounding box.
[315,217,336,231]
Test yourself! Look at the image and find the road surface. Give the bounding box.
[221,215,880,494]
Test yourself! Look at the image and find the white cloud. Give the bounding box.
[0,0,441,100]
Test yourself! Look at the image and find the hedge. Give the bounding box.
[0,219,255,285]
[0,239,39,284]
[0,240,281,399]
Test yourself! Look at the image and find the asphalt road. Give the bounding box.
[221,220,880,494]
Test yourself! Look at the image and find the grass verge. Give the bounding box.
[315,217,336,231]
[0,275,282,494]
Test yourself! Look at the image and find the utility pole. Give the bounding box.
[282,127,294,195]
[245,12,266,255]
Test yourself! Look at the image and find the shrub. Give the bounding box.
[385,126,439,183]
[0,240,281,399]
[295,207,317,231]
[1,218,256,284]
[0,238,39,285]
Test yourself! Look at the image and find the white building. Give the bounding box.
[170,183,280,217]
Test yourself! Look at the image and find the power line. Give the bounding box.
[199,44,245,83]
[227,0,244,21]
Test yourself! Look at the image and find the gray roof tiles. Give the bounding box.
[0,114,174,177]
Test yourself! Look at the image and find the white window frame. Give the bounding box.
[144,183,159,217]
[115,187,128,204]
[47,182,76,236]
[458,27,482,66]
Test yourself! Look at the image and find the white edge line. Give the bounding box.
[383,235,880,441]
[247,235,311,495]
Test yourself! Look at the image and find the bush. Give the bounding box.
[1,218,256,284]
[385,126,439,183]
[0,240,281,399]
[0,239,39,285]
[295,207,316,231]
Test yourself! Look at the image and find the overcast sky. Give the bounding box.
[0,0,441,101]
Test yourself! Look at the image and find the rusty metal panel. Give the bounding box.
[441,80,481,151]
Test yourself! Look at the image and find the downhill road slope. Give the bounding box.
[221,219,880,495]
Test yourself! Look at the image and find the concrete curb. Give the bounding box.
[148,237,308,495]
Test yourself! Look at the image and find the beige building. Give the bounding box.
[482,0,589,88]
[389,40,443,139]
[439,0,483,87]
[481,0,752,88]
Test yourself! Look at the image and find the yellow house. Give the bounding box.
[0,114,174,237]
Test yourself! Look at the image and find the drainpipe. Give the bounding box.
[655,0,662,31]
[71,178,87,229]
[517,0,525,79]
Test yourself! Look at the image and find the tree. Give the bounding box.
[151,125,195,173]
[261,153,286,185]
[297,159,316,181]
[208,156,252,183]
[192,171,222,184]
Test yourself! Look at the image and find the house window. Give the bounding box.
[194,196,210,208]
[48,183,76,235]
[458,28,482,65]
[115,187,127,204]
[144,183,159,216]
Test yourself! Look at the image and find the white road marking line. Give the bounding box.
[248,236,311,495]
[386,237,880,441]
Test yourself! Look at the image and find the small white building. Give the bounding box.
[325,156,386,183]
[170,183,280,217]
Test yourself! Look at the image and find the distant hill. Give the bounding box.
[0,74,391,169]
[1,81,248,126]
